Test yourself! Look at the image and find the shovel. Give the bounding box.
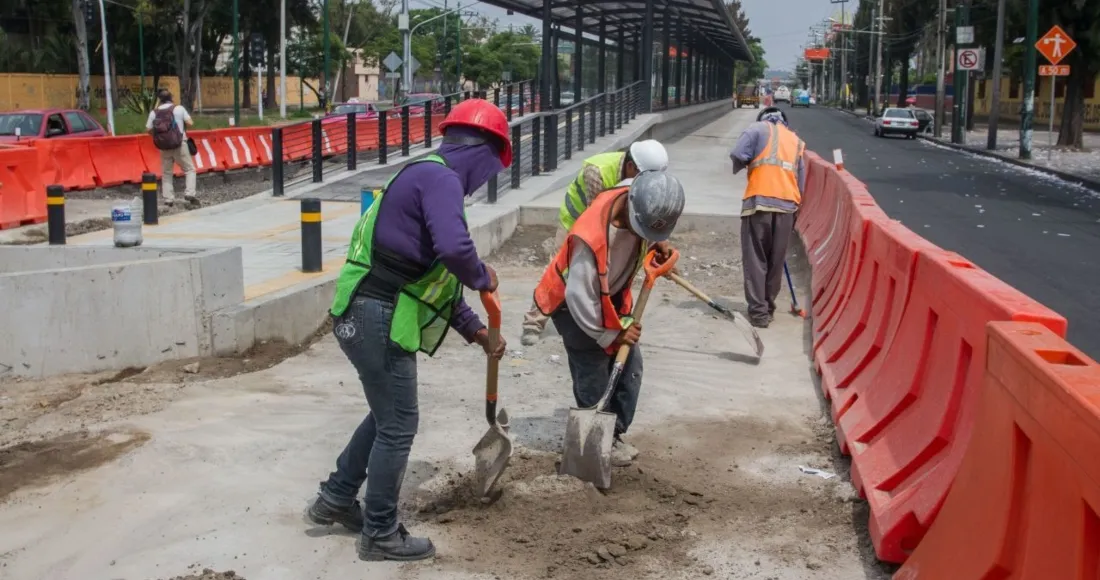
[472,290,513,501]
[560,248,679,489]
[666,272,765,357]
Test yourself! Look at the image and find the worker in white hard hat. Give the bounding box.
[520,139,670,346]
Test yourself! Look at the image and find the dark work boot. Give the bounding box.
[359,524,436,562]
[308,495,364,532]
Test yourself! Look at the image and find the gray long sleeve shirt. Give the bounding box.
[564,225,642,348]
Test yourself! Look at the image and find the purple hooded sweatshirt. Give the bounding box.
[371,125,505,342]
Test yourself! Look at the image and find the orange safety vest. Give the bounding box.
[534,187,641,353]
[743,122,805,205]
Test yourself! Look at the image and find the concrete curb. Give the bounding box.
[829,106,1100,193]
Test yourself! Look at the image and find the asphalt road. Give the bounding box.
[783,104,1100,358]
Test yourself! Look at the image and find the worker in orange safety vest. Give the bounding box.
[728,106,806,328]
[532,170,685,467]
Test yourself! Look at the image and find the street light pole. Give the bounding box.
[232,0,240,125]
[401,0,412,96]
[987,0,1006,149]
[873,0,884,116]
[1019,0,1039,159]
[934,0,946,137]
[323,0,331,108]
[96,0,115,135]
[280,0,287,118]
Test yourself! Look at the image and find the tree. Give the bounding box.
[70,0,91,109]
[462,30,539,87]
[1049,1,1100,148]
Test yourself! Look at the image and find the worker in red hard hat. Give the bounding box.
[308,98,511,562]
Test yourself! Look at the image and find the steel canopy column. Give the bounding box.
[668,19,677,106]
[553,26,562,108]
[574,7,584,102]
[640,0,655,112]
[598,16,607,93]
[616,25,625,88]
[540,2,553,111]
[660,8,671,109]
[685,40,693,104]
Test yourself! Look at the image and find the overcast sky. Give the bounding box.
[412,0,856,72]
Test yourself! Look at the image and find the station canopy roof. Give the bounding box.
[478,0,753,63]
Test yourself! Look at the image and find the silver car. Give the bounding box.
[874,108,920,139]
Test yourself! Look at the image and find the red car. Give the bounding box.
[0,108,108,143]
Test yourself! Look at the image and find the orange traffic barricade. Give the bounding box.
[217,128,262,169]
[89,134,147,187]
[0,146,46,229]
[816,220,943,425]
[355,119,381,152]
[895,322,1100,578]
[252,128,274,166]
[810,174,887,345]
[836,249,1066,563]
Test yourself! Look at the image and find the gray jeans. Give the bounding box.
[551,308,643,437]
[320,296,418,538]
[741,210,795,323]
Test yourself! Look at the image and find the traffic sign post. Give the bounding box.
[956,47,983,71]
[1036,26,1077,161]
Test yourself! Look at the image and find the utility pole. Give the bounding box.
[830,0,849,107]
[987,0,1005,149]
[1019,0,1038,159]
[232,0,240,124]
[323,0,331,109]
[96,0,115,135]
[873,0,885,116]
[934,0,946,137]
[951,0,970,144]
[400,0,411,97]
[279,0,286,118]
[442,0,448,92]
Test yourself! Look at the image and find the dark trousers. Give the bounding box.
[741,210,796,324]
[551,308,643,437]
[320,296,418,539]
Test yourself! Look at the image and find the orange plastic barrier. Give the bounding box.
[895,322,1100,579]
[252,128,274,166]
[217,129,262,169]
[280,123,313,161]
[188,132,226,174]
[0,146,46,229]
[354,119,381,152]
[835,249,1066,563]
[816,220,943,427]
[88,134,146,187]
[810,173,887,345]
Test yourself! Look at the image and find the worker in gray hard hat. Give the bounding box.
[520,139,670,346]
[531,170,685,467]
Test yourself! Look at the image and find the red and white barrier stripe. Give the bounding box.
[833,148,845,171]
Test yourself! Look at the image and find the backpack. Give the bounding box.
[152,105,183,151]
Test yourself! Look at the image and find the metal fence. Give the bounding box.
[271,79,697,204]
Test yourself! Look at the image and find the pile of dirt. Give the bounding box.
[410,417,863,579]
[489,225,559,267]
[158,567,243,580]
[0,429,150,501]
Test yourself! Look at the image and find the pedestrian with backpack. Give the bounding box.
[146,89,196,207]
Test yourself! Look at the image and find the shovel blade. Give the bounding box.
[473,409,513,499]
[559,407,616,489]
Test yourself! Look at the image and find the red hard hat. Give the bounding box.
[438,98,513,167]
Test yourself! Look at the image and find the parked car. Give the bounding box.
[395,92,445,116]
[911,107,933,134]
[792,89,811,108]
[0,109,108,143]
[560,91,575,107]
[327,102,380,121]
[497,95,527,116]
[874,107,920,139]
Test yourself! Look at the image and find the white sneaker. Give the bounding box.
[610,439,635,467]
[616,439,640,460]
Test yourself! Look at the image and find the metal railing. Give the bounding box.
[270,79,703,204]
[472,81,645,204]
[270,80,536,197]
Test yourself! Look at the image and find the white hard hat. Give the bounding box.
[628,140,668,172]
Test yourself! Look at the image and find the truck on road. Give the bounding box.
[735,84,760,109]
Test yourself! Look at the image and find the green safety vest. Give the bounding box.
[330,154,464,357]
[559,151,625,231]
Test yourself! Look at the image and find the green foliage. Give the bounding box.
[121,89,158,116]
[463,31,540,88]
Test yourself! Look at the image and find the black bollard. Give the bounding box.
[300,198,322,273]
[142,172,158,225]
[46,184,65,245]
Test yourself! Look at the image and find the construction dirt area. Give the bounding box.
[0,225,893,580]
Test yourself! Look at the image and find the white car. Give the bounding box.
[874,107,920,139]
[774,86,791,104]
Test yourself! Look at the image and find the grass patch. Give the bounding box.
[91,108,322,135]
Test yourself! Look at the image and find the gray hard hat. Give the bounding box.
[627,170,685,242]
